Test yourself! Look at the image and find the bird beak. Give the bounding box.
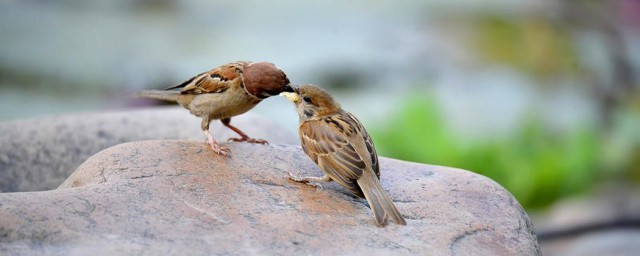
[280,89,300,103]
[280,84,300,102]
[283,83,296,93]
[280,92,300,103]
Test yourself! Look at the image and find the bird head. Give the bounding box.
[242,62,293,99]
[280,84,341,121]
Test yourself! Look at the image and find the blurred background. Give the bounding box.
[1,0,639,254]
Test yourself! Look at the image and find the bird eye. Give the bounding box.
[302,96,312,104]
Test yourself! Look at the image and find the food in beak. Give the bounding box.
[280,92,300,103]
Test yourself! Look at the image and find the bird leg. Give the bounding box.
[202,118,230,155]
[287,173,332,189]
[221,118,268,144]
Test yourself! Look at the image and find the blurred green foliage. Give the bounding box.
[371,94,603,209]
[473,15,579,78]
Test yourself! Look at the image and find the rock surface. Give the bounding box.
[0,107,296,192]
[0,140,540,255]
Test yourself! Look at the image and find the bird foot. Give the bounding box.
[287,172,324,190]
[202,130,230,156]
[206,140,230,156]
[228,136,269,145]
[212,145,231,156]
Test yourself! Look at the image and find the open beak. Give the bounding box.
[280,85,300,103]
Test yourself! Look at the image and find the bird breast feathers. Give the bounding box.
[299,116,372,179]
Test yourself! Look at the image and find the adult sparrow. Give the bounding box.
[137,61,293,155]
[281,84,406,227]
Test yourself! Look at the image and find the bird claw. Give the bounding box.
[228,137,269,145]
[206,140,231,156]
[307,182,324,190]
[213,146,231,156]
[287,171,303,182]
[287,172,323,190]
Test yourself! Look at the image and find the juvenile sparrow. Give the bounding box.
[281,84,406,227]
[137,61,293,155]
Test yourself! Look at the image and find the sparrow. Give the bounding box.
[281,84,406,227]
[137,61,293,155]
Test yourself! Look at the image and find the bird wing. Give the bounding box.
[345,112,380,178]
[300,113,373,196]
[165,62,247,94]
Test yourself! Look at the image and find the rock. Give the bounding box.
[0,107,297,192]
[0,140,540,255]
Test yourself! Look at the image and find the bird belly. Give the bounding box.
[187,91,260,120]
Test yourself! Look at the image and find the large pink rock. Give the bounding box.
[0,140,540,255]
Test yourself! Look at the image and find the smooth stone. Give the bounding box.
[0,140,540,255]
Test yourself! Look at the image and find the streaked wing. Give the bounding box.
[166,62,246,94]
[299,114,369,195]
[345,112,380,178]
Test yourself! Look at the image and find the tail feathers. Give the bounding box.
[135,90,180,102]
[358,173,407,227]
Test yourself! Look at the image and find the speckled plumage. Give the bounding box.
[282,84,406,227]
